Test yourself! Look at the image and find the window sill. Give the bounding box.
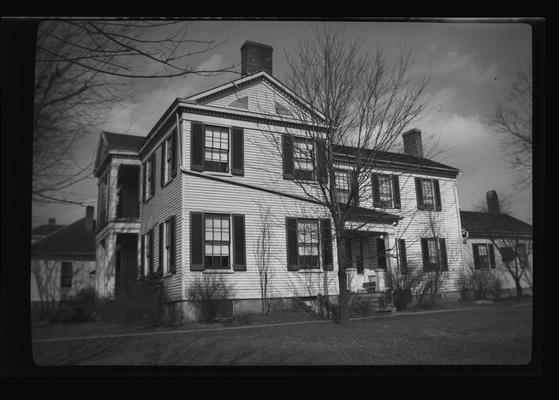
[297,268,323,273]
[161,176,176,188]
[202,269,235,274]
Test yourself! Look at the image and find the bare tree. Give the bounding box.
[485,65,532,189]
[254,204,274,315]
[33,20,237,205]
[259,25,429,323]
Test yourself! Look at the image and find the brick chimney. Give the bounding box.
[241,41,273,76]
[85,206,95,232]
[402,128,423,158]
[486,190,500,214]
[48,218,56,225]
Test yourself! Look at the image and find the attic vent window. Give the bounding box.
[228,96,249,109]
[275,101,292,117]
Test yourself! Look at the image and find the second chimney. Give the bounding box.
[241,41,273,76]
[486,190,500,214]
[48,218,56,225]
[85,206,95,232]
[402,128,423,158]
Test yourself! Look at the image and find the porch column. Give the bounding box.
[96,232,116,299]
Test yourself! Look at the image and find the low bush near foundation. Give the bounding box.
[461,268,503,301]
[48,286,97,324]
[187,274,234,323]
[97,274,163,326]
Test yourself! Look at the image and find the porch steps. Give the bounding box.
[350,292,397,315]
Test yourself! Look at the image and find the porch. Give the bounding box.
[342,230,392,294]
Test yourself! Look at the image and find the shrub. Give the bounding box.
[98,273,163,326]
[462,268,503,301]
[187,274,234,323]
[48,286,97,324]
[386,268,424,310]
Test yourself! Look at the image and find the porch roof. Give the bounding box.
[346,206,400,224]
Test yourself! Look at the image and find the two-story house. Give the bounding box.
[93,41,464,321]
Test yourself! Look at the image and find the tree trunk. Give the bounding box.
[336,237,349,324]
[514,279,523,298]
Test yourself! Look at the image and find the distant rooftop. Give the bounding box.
[460,211,532,238]
[32,217,96,259]
[31,224,65,237]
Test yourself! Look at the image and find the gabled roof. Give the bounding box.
[94,131,144,176]
[32,217,96,259]
[333,145,460,176]
[183,70,326,122]
[102,131,144,151]
[31,224,65,237]
[460,211,532,238]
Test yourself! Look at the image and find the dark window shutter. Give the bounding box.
[472,243,480,269]
[232,214,246,271]
[141,234,145,277]
[159,223,164,272]
[149,230,154,274]
[190,212,204,271]
[316,139,327,184]
[415,177,425,210]
[439,238,448,271]
[371,173,380,207]
[231,127,244,176]
[286,218,299,270]
[169,216,176,274]
[320,219,333,271]
[150,154,156,197]
[376,237,387,270]
[392,175,401,209]
[171,132,177,178]
[488,243,496,269]
[398,239,408,273]
[282,135,294,180]
[433,179,442,211]
[142,163,146,202]
[160,143,166,187]
[191,122,204,172]
[421,238,430,271]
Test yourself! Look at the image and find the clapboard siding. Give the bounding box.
[462,238,533,291]
[183,172,339,299]
[140,122,183,301]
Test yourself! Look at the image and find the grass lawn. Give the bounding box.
[32,299,532,366]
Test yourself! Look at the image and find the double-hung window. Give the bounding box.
[293,138,315,180]
[60,262,72,288]
[163,133,176,185]
[297,219,320,269]
[378,175,393,208]
[143,154,155,201]
[143,230,154,276]
[473,243,496,269]
[204,214,230,269]
[372,173,400,209]
[204,125,229,173]
[415,177,442,211]
[421,237,449,271]
[335,170,350,204]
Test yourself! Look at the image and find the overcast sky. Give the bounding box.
[32,19,532,228]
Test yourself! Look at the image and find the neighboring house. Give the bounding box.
[460,191,533,297]
[31,206,97,318]
[93,41,465,320]
[31,218,65,243]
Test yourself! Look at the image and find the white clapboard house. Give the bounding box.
[93,41,465,320]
